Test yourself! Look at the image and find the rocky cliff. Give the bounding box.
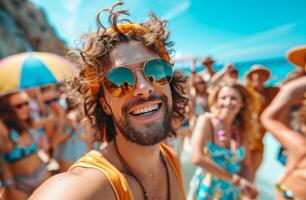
[0,0,67,58]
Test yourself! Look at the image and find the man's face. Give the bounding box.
[204,63,213,70]
[251,72,265,88]
[101,40,173,145]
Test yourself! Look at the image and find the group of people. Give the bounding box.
[186,52,305,199]
[0,2,305,200]
[0,84,95,199]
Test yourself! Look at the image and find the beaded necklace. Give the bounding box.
[114,138,171,200]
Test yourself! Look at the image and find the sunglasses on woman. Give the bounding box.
[103,58,173,98]
[13,101,29,109]
[44,97,59,105]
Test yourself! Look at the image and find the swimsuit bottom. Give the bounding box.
[14,163,47,194]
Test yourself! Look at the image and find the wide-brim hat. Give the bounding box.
[287,45,306,68]
[202,56,215,65]
[245,64,271,82]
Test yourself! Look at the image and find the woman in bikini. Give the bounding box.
[188,83,258,200]
[0,91,51,199]
[261,77,306,200]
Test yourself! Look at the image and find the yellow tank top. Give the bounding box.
[69,143,185,200]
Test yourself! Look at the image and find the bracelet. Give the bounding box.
[239,178,246,190]
[231,174,240,187]
[0,179,14,187]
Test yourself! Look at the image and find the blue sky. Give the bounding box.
[32,0,306,64]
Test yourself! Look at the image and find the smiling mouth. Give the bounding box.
[220,106,234,111]
[130,103,161,117]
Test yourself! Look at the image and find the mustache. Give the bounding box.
[123,93,167,112]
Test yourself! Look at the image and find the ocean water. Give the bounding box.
[174,57,296,86]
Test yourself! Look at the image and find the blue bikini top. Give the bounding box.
[2,129,38,163]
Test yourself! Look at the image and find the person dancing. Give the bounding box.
[261,77,306,200]
[188,83,258,200]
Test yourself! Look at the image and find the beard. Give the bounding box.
[113,94,172,146]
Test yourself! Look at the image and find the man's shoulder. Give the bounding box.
[29,167,116,200]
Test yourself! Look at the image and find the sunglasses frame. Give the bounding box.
[102,58,174,98]
[44,97,60,105]
[13,101,29,110]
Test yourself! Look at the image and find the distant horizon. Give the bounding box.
[175,55,295,86]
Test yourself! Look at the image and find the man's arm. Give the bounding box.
[29,168,117,200]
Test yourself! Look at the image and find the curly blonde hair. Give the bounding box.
[208,83,260,148]
[66,2,188,142]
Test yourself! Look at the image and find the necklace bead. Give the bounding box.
[114,138,171,200]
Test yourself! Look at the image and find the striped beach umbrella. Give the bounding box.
[0,52,73,95]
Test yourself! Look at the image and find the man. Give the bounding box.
[210,63,239,88]
[29,2,188,200]
[244,64,279,174]
[199,56,216,83]
[245,64,279,114]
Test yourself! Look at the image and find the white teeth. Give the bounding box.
[132,104,159,115]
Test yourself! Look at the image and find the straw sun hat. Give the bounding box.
[202,56,215,65]
[287,45,306,68]
[246,64,271,82]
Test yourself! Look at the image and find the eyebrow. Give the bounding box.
[113,56,161,67]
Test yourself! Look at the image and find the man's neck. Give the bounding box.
[113,133,162,178]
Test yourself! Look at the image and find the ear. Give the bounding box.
[99,97,111,115]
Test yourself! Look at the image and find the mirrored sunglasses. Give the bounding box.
[103,58,173,98]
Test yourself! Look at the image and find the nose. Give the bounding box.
[224,97,231,106]
[20,103,29,111]
[132,70,153,97]
[18,105,29,116]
